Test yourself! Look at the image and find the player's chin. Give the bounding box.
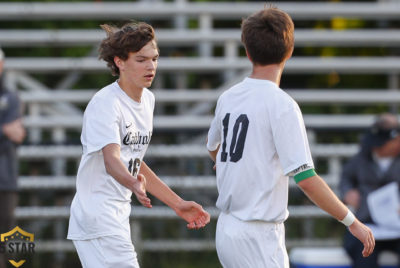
[143,78,154,87]
[141,82,152,89]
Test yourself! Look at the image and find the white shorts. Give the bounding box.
[72,235,140,268]
[216,212,289,268]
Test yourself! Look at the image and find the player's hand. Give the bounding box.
[2,119,26,144]
[132,174,152,208]
[348,219,375,257]
[174,200,210,229]
[344,189,360,210]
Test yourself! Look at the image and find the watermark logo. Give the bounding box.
[0,226,35,267]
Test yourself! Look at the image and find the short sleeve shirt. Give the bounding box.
[207,77,314,222]
[68,81,154,240]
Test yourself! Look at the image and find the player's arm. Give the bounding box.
[206,105,221,163]
[208,144,219,163]
[139,161,210,229]
[102,143,151,208]
[207,136,219,171]
[296,172,375,257]
[339,157,361,209]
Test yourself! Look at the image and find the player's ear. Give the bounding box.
[114,56,124,71]
[285,47,294,60]
[245,49,253,63]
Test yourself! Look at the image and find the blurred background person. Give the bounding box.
[340,113,400,268]
[0,47,26,268]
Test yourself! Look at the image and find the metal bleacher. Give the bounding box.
[1,0,400,265]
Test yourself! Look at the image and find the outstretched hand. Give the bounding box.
[349,219,375,257]
[132,174,152,208]
[174,200,210,229]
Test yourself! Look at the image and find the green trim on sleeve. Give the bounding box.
[294,169,317,183]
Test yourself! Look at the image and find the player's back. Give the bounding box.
[212,77,300,223]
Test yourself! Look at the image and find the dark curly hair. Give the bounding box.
[241,7,294,66]
[99,22,158,76]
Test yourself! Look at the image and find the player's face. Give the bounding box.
[118,40,159,91]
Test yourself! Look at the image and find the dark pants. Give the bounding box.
[344,229,400,268]
[0,192,18,268]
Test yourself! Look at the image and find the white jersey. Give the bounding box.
[207,77,313,223]
[68,81,154,240]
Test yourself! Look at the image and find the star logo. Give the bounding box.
[0,226,35,267]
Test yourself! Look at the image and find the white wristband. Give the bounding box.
[340,210,355,227]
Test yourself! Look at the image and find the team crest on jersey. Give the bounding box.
[123,122,152,152]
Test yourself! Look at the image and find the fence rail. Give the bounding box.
[6,57,400,73]
[2,29,400,47]
[17,144,359,159]
[15,205,329,220]
[33,238,341,253]
[18,175,337,190]
[0,2,399,20]
[18,176,218,190]
[19,89,400,104]
[21,114,397,130]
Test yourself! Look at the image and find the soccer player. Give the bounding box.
[206,7,375,268]
[67,22,210,268]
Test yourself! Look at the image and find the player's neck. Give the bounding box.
[249,62,285,86]
[117,78,143,103]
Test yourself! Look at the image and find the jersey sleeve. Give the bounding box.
[271,101,314,176]
[82,97,121,154]
[207,99,222,151]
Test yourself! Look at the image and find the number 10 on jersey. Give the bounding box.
[221,113,249,163]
